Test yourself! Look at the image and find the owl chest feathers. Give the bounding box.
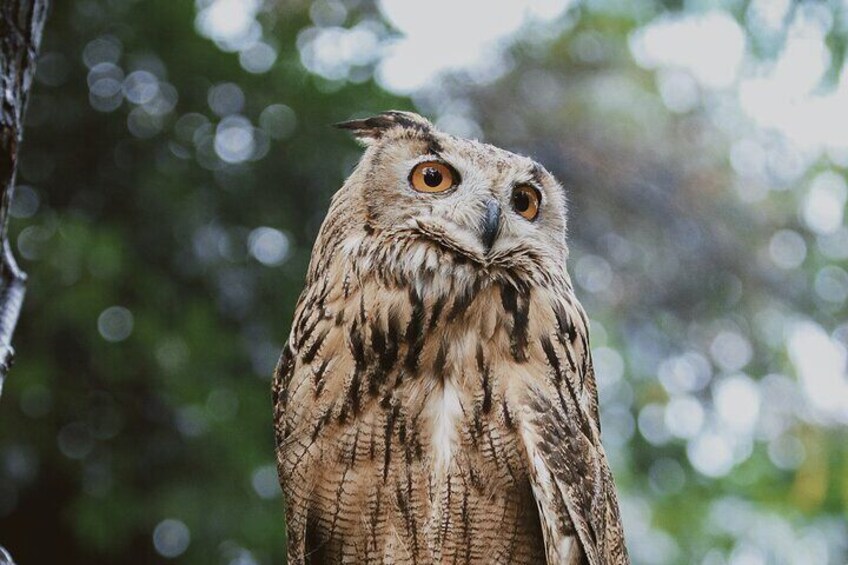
[277,240,588,562]
[286,262,530,476]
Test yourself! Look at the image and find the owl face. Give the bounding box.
[338,112,569,279]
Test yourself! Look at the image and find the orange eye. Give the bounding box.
[512,185,541,221]
[409,161,456,193]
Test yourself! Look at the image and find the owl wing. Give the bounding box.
[518,304,629,565]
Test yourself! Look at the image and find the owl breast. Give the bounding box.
[276,263,554,564]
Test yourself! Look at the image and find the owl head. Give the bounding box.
[335,111,569,286]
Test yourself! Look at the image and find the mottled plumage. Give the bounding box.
[273,111,628,564]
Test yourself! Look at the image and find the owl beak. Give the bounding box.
[480,199,501,252]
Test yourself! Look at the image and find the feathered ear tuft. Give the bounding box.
[334,111,433,146]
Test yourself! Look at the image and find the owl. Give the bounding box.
[273,111,629,564]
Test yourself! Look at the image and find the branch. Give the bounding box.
[0,0,48,393]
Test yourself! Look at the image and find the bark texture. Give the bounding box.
[0,0,48,393]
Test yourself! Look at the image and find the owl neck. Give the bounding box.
[304,209,575,357]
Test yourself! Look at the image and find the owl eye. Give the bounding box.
[512,185,541,221]
[409,161,457,193]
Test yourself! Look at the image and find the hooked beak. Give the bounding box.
[480,199,501,252]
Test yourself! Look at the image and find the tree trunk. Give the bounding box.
[0,0,48,399]
[0,0,49,554]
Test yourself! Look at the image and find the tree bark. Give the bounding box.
[0,0,48,398]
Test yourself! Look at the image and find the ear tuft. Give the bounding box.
[334,111,433,146]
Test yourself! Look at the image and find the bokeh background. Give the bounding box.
[0,0,846,563]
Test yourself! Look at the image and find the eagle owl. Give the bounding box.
[273,111,629,564]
